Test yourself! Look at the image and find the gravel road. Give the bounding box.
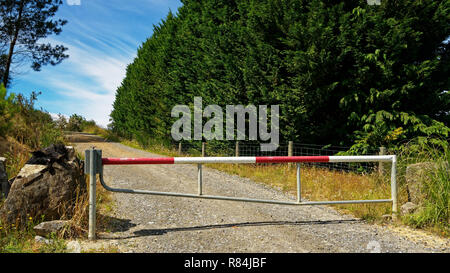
[70,134,449,253]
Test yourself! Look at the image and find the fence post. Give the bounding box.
[202,142,206,157]
[288,141,294,167]
[178,142,182,155]
[391,155,398,220]
[235,141,240,157]
[86,148,101,241]
[379,147,386,175]
[288,141,293,157]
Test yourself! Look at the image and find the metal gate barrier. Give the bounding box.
[85,148,397,240]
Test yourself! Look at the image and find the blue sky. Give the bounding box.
[9,0,183,127]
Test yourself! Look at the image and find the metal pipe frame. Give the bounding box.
[88,152,398,240]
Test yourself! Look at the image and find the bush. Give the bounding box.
[0,84,18,136]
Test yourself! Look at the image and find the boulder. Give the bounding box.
[35,235,52,245]
[0,144,86,226]
[405,162,449,205]
[0,157,8,198]
[401,202,418,215]
[33,220,70,236]
[66,240,82,253]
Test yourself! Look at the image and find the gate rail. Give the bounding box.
[85,149,397,240]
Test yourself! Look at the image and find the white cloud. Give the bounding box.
[67,0,81,6]
[49,112,69,121]
[26,37,133,127]
[11,1,182,128]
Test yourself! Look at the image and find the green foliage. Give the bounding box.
[0,0,68,87]
[0,86,65,150]
[110,0,450,152]
[66,114,85,132]
[0,84,18,136]
[8,91,64,149]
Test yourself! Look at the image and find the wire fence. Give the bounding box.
[173,140,387,174]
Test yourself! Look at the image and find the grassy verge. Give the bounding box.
[207,163,402,221]
[0,214,67,253]
[395,145,449,237]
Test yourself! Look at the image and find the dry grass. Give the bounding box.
[61,177,115,239]
[82,125,120,142]
[59,151,115,240]
[1,136,31,178]
[207,163,407,221]
[121,139,179,157]
[118,139,405,221]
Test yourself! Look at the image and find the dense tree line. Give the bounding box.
[110,0,450,153]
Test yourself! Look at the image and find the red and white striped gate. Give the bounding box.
[85,149,398,240]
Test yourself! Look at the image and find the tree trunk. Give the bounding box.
[2,2,24,87]
[2,38,16,88]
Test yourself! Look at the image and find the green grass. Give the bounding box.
[396,145,449,236]
[0,212,67,253]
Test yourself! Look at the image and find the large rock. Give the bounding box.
[401,202,418,215]
[0,144,86,226]
[405,162,449,205]
[33,220,70,236]
[0,157,8,199]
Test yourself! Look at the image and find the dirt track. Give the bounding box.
[70,133,449,253]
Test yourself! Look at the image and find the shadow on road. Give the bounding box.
[98,214,137,232]
[65,132,109,143]
[107,219,361,239]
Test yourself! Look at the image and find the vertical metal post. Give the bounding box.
[296,163,301,203]
[379,147,386,175]
[178,142,182,155]
[390,155,398,219]
[88,149,97,240]
[198,163,203,195]
[202,142,206,157]
[235,141,240,157]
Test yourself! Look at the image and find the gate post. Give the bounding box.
[391,155,398,219]
[85,148,102,240]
